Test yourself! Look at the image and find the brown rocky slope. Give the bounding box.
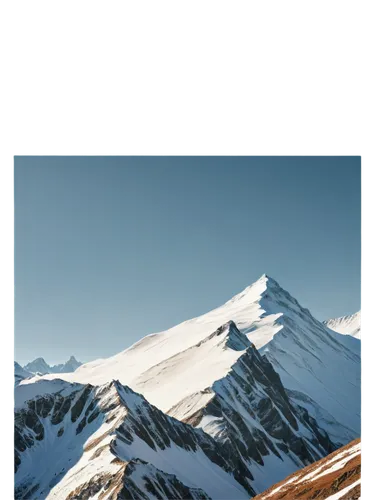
[252,438,360,500]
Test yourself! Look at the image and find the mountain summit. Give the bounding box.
[16,330,340,496]
[17,274,360,498]
[52,355,82,373]
[21,274,359,436]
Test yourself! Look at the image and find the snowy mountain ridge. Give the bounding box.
[15,364,341,499]
[324,311,361,339]
[15,378,254,499]
[23,275,360,435]
[16,274,360,499]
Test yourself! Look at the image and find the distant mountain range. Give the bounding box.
[14,356,82,385]
[14,362,33,385]
[14,275,360,499]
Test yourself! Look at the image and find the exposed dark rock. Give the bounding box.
[71,385,93,423]
[15,427,31,453]
[35,395,54,418]
[293,402,337,455]
[14,351,339,500]
[87,408,100,424]
[15,451,20,473]
[26,400,35,412]
[169,321,339,493]
[84,399,96,417]
[66,472,110,499]
[277,442,289,454]
[35,427,44,441]
[51,393,75,425]
[76,416,87,435]
[115,428,133,445]
[121,460,211,500]
[144,476,168,499]
[128,416,157,450]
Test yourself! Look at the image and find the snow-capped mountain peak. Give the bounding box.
[15,274,360,499]
[21,275,360,438]
[53,355,82,373]
[23,357,51,375]
[14,362,33,386]
[324,311,361,339]
[224,273,275,304]
[15,378,254,499]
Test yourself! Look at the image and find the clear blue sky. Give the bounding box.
[14,157,361,365]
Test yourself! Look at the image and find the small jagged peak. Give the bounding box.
[65,355,82,369]
[216,319,237,332]
[110,379,147,409]
[209,320,251,351]
[212,319,240,338]
[100,378,129,394]
[111,378,124,391]
[32,357,47,363]
[23,357,51,372]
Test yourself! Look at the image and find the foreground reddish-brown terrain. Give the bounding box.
[253,438,360,500]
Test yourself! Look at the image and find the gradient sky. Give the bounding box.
[14,157,361,365]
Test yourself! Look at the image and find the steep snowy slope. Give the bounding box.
[324,311,361,339]
[15,379,252,499]
[253,438,360,500]
[133,321,250,412]
[25,275,360,439]
[20,321,351,495]
[28,275,283,388]
[165,322,346,493]
[252,278,361,436]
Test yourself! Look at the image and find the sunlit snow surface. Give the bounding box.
[17,274,361,498]
[22,275,360,435]
[15,380,250,500]
[324,311,361,339]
